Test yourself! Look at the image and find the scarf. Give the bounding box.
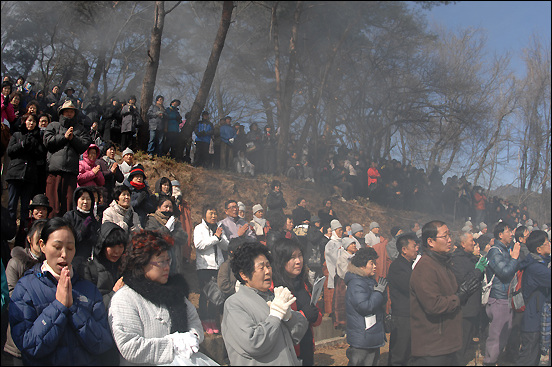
[425,247,453,268]
[130,181,145,190]
[124,274,189,333]
[152,210,171,226]
[252,216,267,228]
[77,206,91,214]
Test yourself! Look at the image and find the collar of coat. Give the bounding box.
[346,262,366,277]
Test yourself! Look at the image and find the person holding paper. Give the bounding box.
[271,238,323,366]
[344,247,388,366]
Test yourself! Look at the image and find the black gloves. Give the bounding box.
[456,275,480,305]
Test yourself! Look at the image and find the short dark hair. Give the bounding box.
[296,197,305,205]
[156,194,174,210]
[396,233,418,254]
[231,242,272,284]
[202,203,218,218]
[350,247,378,268]
[155,95,164,102]
[113,185,131,202]
[526,230,548,253]
[422,220,446,247]
[38,113,51,124]
[26,219,47,256]
[224,199,237,209]
[493,222,511,240]
[103,226,128,249]
[514,226,528,243]
[120,230,174,279]
[270,180,281,190]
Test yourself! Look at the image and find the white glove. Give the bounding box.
[229,138,234,144]
[269,287,296,321]
[165,216,176,232]
[168,332,199,360]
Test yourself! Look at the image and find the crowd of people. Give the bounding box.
[1,75,551,366]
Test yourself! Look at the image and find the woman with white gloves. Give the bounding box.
[221,242,308,365]
[108,230,217,366]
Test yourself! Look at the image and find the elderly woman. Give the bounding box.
[102,185,142,233]
[145,195,188,277]
[221,242,308,366]
[8,217,113,365]
[108,230,217,366]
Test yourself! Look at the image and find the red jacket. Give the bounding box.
[367,167,381,186]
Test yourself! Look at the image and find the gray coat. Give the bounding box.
[120,104,140,133]
[43,116,91,174]
[221,285,308,366]
[146,104,167,131]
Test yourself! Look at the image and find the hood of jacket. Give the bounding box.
[93,221,125,257]
[519,251,551,270]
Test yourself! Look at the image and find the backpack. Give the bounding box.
[508,269,526,312]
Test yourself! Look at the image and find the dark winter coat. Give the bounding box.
[518,253,551,332]
[266,190,287,216]
[101,103,122,131]
[292,206,311,226]
[450,247,484,318]
[387,255,413,317]
[147,104,167,131]
[43,115,91,175]
[120,103,139,133]
[97,155,124,200]
[166,105,182,133]
[5,125,45,182]
[410,249,462,357]
[344,263,386,350]
[486,240,519,300]
[8,263,113,366]
[77,222,124,309]
[62,187,100,261]
[123,177,156,228]
[306,225,327,269]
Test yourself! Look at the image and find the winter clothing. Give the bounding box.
[486,240,519,300]
[5,125,44,182]
[102,199,142,233]
[120,103,139,134]
[77,144,105,187]
[108,275,204,366]
[344,263,386,350]
[194,219,229,271]
[518,253,551,333]
[123,177,156,228]
[450,247,483,318]
[409,249,462,357]
[9,263,113,365]
[325,231,343,289]
[266,190,287,217]
[221,284,309,366]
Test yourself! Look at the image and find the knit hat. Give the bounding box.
[351,223,363,235]
[342,237,356,250]
[526,219,533,226]
[330,219,342,231]
[29,194,52,214]
[390,226,402,238]
[464,220,473,227]
[128,164,146,180]
[310,215,320,223]
[479,222,487,230]
[122,147,134,157]
[238,201,245,212]
[461,225,471,233]
[542,224,548,230]
[369,222,380,230]
[252,204,263,214]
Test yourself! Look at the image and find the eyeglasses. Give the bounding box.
[149,258,172,268]
[436,233,451,240]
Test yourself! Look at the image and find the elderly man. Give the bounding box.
[410,221,481,365]
[219,199,257,244]
[365,222,382,247]
[451,231,488,365]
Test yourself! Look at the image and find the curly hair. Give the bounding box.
[231,242,273,284]
[350,247,378,268]
[119,230,174,279]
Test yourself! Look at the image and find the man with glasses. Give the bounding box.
[218,199,257,244]
[409,221,481,365]
[483,221,520,366]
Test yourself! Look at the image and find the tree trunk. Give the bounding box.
[181,1,234,143]
[276,1,302,174]
[138,0,165,151]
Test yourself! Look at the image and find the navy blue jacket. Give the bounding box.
[518,253,551,332]
[344,263,386,349]
[486,240,519,300]
[9,263,113,365]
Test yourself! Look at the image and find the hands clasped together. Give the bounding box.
[267,286,296,322]
[168,331,199,360]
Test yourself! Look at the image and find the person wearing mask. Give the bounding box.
[9,217,113,365]
[344,247,388,366]
[451,231,489,365]
[271,238,322,366]
[483,222,520,366]
[516,230,551,365]
[387,233,419,366]
[221,242,308,365]
[410,221,481,365]
[44,100,92,217]
[145,195,188,278]
[108,230,216,365]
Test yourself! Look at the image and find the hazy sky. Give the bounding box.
[425,1,551,78]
